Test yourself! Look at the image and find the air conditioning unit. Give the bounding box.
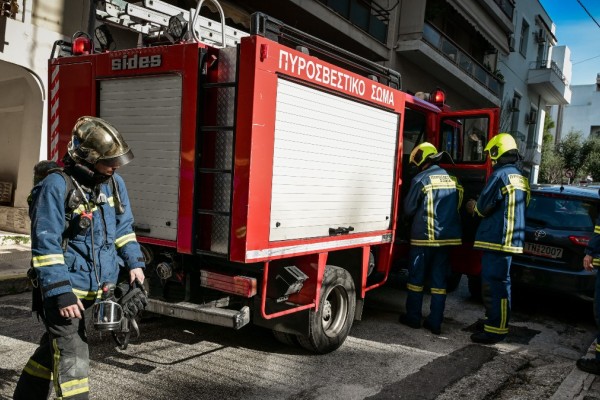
[535,29,547,43]
[508,35,516,52]
[511,97,520,111]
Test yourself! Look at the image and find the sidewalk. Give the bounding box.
[0,230,31,296]
[551,341,600,400]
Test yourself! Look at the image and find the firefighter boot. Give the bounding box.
[399,314,421,329]
[577,358,600,375]
[423,319,441,335]
[470,331,505,344]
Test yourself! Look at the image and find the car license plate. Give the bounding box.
[523,242,563,259]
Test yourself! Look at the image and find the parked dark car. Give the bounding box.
[511,184,600,301]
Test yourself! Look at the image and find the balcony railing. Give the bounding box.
[423,23,502,96]
[529,59,569,85]
[317,0,389,43]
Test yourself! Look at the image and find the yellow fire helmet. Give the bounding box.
[68,116,134,167]
[409,142,442,167]
[484,133,517,161]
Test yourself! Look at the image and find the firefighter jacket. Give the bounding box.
[404,164,463,246]
[473,163,530,254]
[585,215,600,267]
[30,172,145,301]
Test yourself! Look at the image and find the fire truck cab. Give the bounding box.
[48,0,497,353]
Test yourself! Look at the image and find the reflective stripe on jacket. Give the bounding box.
[30,172,145,299]
[404,164,463,246]
[473,163,530,253]
[585,217,600,265]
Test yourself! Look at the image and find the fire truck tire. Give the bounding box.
[272,330,299,347]
[297,265,356,354]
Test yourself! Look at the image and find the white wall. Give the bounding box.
[0,5,87,207]
[0,110,24,183]
[560,82,600,140]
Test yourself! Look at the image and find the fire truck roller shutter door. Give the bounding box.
[270,79,399,242]
[98,75,182,242]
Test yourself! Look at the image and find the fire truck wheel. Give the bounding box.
[272,330,299,347]
[297,265,356,354]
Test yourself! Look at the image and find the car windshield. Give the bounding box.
[526,194,598,231]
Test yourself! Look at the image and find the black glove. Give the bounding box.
[55,291,79,309]
[115,279,148,319]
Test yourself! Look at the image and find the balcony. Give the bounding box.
[422,23,502,97]
[316,0,389,43]
[492,0,514,21]
[527,60,571,105]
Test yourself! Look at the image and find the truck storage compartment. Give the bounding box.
[99,75,183,242]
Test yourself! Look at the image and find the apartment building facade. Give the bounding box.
[0,0,566,231]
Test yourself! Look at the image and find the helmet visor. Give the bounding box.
[96,148,134,168]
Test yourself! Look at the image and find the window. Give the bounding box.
[402,108,428,156]
[439,116,490,163]
[526,107,537,147]
[519,19,529,56]
[510,94,521,133]
[526,123,537,148]
[526,195,597,231]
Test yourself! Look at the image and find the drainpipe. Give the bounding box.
[87,0,97,37]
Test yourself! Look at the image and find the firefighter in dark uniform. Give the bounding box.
[399,142,463,335]
[14,117,147,400]
[576,214,600,374]
[466,133,530,344]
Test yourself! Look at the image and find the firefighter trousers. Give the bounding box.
[481,251,512,338]
[594,268,600,360]
[14,299,92,400]
[405,246,451,330]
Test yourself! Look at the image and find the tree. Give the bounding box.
[538,113,562,183]
[582,136,600,182]
[557,130,585,181]
[538,132,563,183]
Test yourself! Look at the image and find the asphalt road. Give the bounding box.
[0,278,596,400]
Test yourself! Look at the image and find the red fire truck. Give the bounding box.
[48,0,497,353]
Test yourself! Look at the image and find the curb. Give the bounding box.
[550,340,598,400]
[550,365,595,400]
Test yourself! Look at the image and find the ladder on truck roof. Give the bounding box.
[96,0,248,48]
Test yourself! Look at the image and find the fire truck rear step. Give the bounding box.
[146,298,250,329]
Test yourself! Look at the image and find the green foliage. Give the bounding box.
[583,136,600,182]
[0,235,30,245]
[538,132,562,183]
[557,130,585,178]
[540,118,600,183]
